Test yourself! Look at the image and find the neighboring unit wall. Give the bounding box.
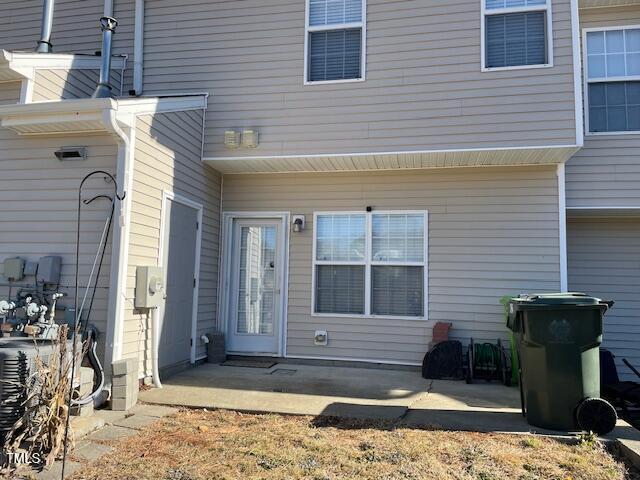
[566,6,640,208]
[222,166,561,364]
[142,0,578,158]
[0,118,118,361]
[32,68,123,101]
[0,81,21,105]
[124,111,221,377]
[567,217,640,381]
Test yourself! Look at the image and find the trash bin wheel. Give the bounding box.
[575,397,617,435]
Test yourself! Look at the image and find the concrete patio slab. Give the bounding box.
[139,362,640,449]
[140,363,430,418]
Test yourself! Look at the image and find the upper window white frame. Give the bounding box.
[583,25,640,136]
[311,210,429,321]
[480,0,554,72]
[303,0,367,85]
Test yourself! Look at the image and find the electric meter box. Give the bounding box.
[135,266,164,309]
[36,256,61,285]
[3,257,25,281]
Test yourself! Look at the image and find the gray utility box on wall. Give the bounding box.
[135,266,164,309]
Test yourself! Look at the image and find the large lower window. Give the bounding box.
[305,0,365,83]
[585,27,640,133]
[313,211,427,318]
[482,0,551,70]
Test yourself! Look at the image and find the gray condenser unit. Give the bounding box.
[0,338,71,439]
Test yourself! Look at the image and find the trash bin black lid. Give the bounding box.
[509,292,610,307]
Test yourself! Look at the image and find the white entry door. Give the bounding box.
[227,219,283,354]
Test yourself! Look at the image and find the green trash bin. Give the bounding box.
[507,293,618,434]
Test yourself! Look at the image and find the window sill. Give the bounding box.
[586,131,640,137]
[304,77,365,86]
[311,312,428,321]
[481,63,553,73]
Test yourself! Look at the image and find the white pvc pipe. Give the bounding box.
[103,0,113,17]
[133,0,144,95]
[151,307,162,388]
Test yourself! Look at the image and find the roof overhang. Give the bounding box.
[0,50,127,82]
[204,145,580,174]
[567,207,640,217]
[0,94,207,135]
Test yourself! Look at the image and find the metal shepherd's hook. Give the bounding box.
[61,171,125,479]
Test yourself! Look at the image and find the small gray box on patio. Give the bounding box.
[206,332,226,364]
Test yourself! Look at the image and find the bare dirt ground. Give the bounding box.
[70,409,638,480]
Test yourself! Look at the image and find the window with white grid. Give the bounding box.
[305,0,366,83]
[585,27,640,133]
[313,211,427,318]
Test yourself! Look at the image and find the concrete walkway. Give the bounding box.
[36,404,178,480]
[139,362,639,443]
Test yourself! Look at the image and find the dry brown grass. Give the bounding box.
[71,409,636,480]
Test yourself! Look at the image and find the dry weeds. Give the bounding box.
[69,409,637,480]
[1,326,76,476]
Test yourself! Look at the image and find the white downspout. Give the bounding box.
[557,163,568,292]
[103,109,149,388]
[133,0,144,95]
[104,108,161,388]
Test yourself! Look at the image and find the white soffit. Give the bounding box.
[0,95,207,135]
[204,146,580,174]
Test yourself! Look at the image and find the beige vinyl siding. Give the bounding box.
[567,217,640,381]
[141,0,578,159]
[0,125,118,362]
[0,81,21,104]
[124,111,221,377]
[1,0,105,54]
[0,0,134,91]
[565,6,640,208]
[32,69,123,101]
[222,166,561,364]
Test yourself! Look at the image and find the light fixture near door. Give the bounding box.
[292,215,305,233]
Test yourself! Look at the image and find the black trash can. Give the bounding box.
[507,293,617,434]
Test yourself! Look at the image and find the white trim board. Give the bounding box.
[0,50,128,82]
[159,190,204,365]
[557,164,568,292]
[571,0,585,146]
[219,212,290,357]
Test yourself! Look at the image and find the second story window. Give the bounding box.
[585,27,640,133]
[482,0,553,70]
[305,0,366,84]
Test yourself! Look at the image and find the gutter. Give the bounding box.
[133,0,144,95]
